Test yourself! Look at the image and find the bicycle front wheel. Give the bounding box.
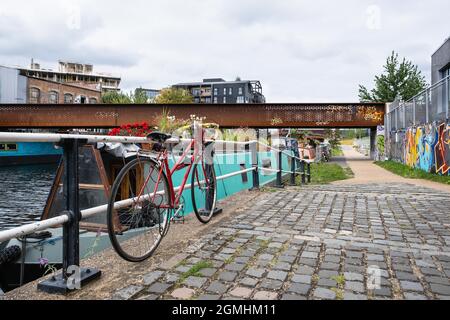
[191,162,217,224]
[107,157,171,262]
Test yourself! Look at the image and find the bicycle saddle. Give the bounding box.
[147,132,171,143]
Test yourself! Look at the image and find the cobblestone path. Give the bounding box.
[112,183,450,300]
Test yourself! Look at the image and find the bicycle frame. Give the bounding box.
[135,132,211,213]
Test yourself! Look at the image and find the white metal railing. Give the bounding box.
[0,132,309,243]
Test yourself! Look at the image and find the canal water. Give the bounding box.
[0,164,58,231]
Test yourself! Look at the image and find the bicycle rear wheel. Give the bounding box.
[191,161,217,224]
[107,157,171,262]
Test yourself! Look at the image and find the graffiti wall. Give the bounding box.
[387,121,450,175]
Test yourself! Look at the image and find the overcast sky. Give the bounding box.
[0,0,448,102]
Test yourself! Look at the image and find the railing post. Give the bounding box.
[288,154,296,186]
[300,160,306,184]
[38,138,101,294]
[274,149,284,188]
[306,162,311,184]
[250,141,260,190]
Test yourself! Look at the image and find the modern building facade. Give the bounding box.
[16,59,121,92]
[431,37,450,85]
[136,88,160,101]
[173,78,265,104]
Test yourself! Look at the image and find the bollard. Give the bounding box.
[38,138,101,294]
[300,161,306,185]
[306,162,311,184]
[250,141,260,190]
[288,155,296,186]
[274,149,284,188]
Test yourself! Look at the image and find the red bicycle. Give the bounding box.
[106,123,217,262]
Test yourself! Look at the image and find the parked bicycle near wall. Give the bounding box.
[106,122,218,262]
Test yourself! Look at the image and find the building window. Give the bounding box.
[205,97,211,103]
[236,96,244,103]
[194,97,200,103]
[223,97,227,103]
[214,88,218,96]
[30,87,40,103]
[89,97,98,104]
[64,93,73,104]
[49,91,59,104]
[238,87,243,95]
[229,88,233,95]
[192,88,200,96]
[213,97,218,103]
[223,88,227,95]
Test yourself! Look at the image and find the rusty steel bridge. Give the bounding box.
[0,103,385,129]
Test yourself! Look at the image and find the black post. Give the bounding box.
[38,138,101,294]
[307,162,311,184]
[288,156,296,186]
[250,141,260,191]
[300,161,305,184]
[274,149,284,188]
[370,126,377,160]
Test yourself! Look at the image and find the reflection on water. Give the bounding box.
[0,164,57,231]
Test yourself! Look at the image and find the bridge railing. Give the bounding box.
[0,131,310,294]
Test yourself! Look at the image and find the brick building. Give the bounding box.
[27,77,101,104]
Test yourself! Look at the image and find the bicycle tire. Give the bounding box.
[107,157,171,262]
[191,162,217,224]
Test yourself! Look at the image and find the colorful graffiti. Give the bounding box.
[389,121,449,175]
[435,122,450,175]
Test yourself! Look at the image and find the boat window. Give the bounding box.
[6,144,18,151]
[0,144,6,151]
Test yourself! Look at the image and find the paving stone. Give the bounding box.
[229,287,253,298]
[218,271,238,282]
[292,274,312,284]
[206,281,229,294]
[343,292,367,300]
[253,291,278,300]
[372,287,392,297]
[404,292,428,300]
[225,263,246,272]
[137,294,158,300]
[279,255,296,263]
[142,271,164,285]
[344,272,364,282]
[314,287,336,300]
[175,265,192,273]
[260,279,283,290]
[273,262,291,271]
[267,270,288,281]
[113,285,144,300]
[395,271,418,281]
[171,288,195,300]
[400,281,424,292]
[345,281,365,293]
[281,294,307,300]
[199,268,217,277]
[165,273,180,284]
[197,294,221,300]
[246,268,266,278]
[259,254,275,261]
[287,283,310,295]
[240,277,259,287]
[430,284,450,295]
[148,283,172,294]
[184,276,207,288]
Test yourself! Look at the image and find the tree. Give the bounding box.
[101,91,132,104]
[102,89,151,104]
[358,51,427,102]
[154,87,194,104]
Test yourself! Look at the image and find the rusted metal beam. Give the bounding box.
[0,103,385,128]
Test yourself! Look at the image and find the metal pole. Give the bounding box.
[38,138,101,294]
[413,99,416,125]
[425,90,429,123]
[250,140,260,190]
[289,155,296,186]
[300,161,306,184]
[306,162,311,184]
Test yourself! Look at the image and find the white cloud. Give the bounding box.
[0,0,448,101]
